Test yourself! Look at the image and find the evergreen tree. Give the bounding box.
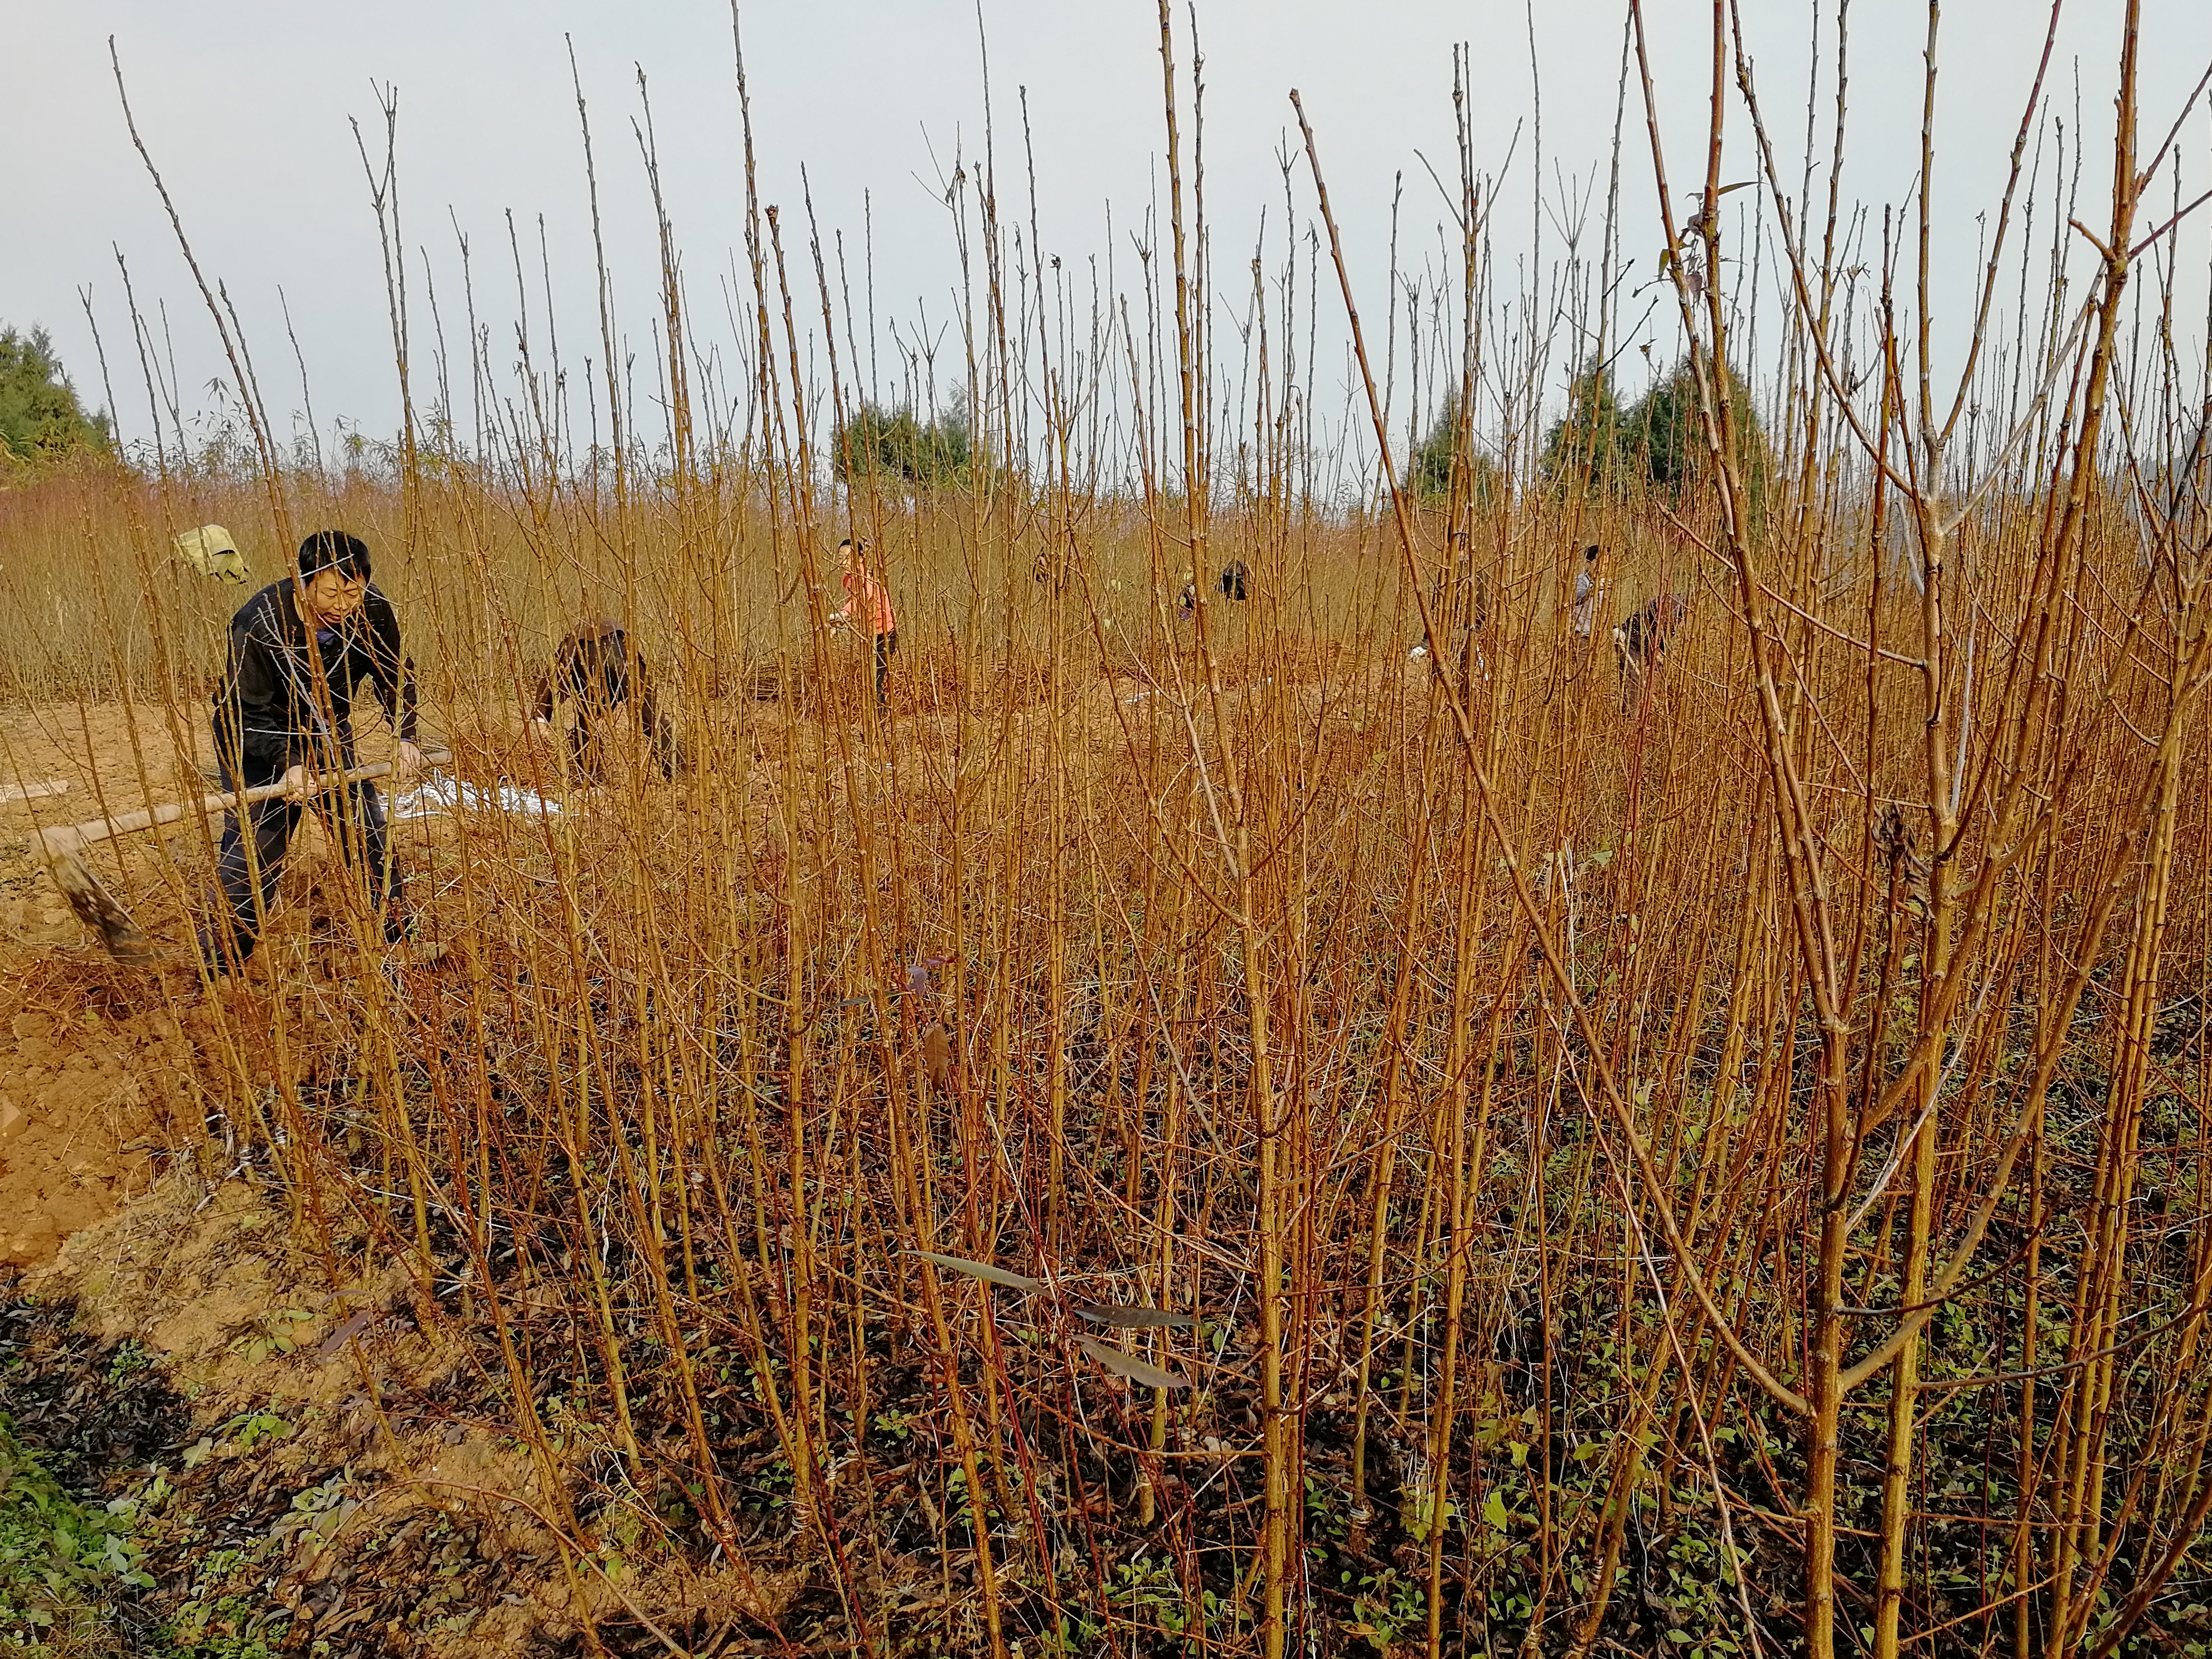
[833,399,983,489]
[0,326,111,463]
[1620,357,1771,510]
[1409,395,1497,507]
[1539,363,1627,489]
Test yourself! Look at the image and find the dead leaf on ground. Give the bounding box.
[1075,1335,1190,1390]
[909,1249,1042,1294]
[921,1022,953,1090]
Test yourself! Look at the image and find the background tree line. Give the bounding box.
[1406,356,1773,508]
[0,325,111,472]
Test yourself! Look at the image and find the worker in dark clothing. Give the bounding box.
[1614,591,1689,709]
[528,619,682,780]
[200,530,423,972]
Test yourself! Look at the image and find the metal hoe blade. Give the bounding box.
[40,827,171,966]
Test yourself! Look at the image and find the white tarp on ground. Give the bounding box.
[389,770,564,821]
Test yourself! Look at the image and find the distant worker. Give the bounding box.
[174,523,248,585]
[1571,544,1604,641]
[829,537,898,706]
[530,619,682,782]
[200,530,423,973]
[1614,591,1688,709]
[1219,559,1250,601]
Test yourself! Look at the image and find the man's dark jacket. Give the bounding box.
[212,580,418,770]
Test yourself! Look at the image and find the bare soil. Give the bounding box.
[0,701,464,1270]
[8,1176,619,1656]
[0,704,213,1267]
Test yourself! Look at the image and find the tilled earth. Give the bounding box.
[1,1177,801,1657]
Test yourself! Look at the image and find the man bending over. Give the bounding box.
[530,618,682,781]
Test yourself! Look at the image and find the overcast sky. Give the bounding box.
[4,1,2208,469]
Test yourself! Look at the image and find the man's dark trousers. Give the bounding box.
[202,740,400,968]
[872,628,898,707]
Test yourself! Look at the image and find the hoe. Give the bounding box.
[38,748,449,966]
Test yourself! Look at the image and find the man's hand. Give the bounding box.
[530,716,554,740]
[279,763,316,800]
[395,741,425,781]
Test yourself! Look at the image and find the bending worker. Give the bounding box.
[529,618,681,781]
[201,529,423,972]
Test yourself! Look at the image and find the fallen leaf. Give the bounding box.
[921,1022,953,1090]
[1075,1335,1189,1390]
[909,1249,1042,1294]
[313,1310,376,1365]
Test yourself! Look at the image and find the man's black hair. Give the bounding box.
[1584,544,1600,561]
[298,529,373,581]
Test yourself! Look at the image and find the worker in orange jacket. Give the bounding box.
[829,537,898,706]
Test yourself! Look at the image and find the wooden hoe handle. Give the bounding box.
[38,748,453,858]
